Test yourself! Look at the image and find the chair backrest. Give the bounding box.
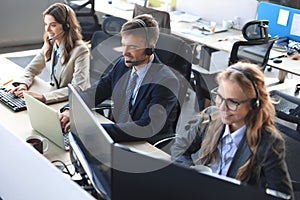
[102,16,127,36]
[228,38,276,71]
[155,33,193,132]
[65,0,101,41]
[90,16,127,84]
[242,20,269,42]
[155,33,192,106]
[65,0,95,15]
[228,20,277,72]
[132,3,171,34]
[275,122,300,198]
[91,16,127,49]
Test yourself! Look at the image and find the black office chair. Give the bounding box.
[269,90,300,199]
[228,20,277,72]
[133,3,171,34]
[269,90,300,132]
[152,33,193,152]
[90,16,127,119]
[90,16,127,84]
[64,0,101,41]
[192,20,277,112]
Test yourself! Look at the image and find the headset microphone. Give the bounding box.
[47,31,64,43]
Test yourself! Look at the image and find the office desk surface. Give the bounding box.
[0,56,71,163]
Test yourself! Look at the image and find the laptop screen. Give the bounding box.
[68,84,113,199]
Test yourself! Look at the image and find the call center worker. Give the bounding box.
[60,14,180,144]
[9,3,90,104]
[171,62,293,199]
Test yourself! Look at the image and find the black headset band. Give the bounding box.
[63,4,70,31]
[230,66,260,105]
[134,18,153,55]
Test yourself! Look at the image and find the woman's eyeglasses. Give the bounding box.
[210,88,250,111]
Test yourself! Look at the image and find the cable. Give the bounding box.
[51,159,75,177]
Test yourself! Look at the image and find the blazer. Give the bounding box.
[78,55,180,144]
[171,106,294,198]
[13,40,90,104]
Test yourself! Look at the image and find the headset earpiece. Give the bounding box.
[135,18,154,56]
[145,47,154,56]
[63,5,70,31]
[230,66,260,109]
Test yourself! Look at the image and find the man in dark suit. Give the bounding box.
[60,14,180,144]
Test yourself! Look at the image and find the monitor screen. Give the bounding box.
[68,84,113,200]
[67,84,281,200]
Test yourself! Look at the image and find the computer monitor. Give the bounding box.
[68,84,280,200]
[68,84,113,199]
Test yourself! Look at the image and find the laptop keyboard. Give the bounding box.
[0,88,26,112]
[63,132,70,151]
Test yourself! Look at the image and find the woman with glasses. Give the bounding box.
[171,62,293,199]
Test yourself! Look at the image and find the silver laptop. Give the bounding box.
[24,93,69,151]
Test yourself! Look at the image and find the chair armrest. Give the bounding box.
[269,90,300,126]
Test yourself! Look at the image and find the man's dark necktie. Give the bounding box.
[118,71,138,123]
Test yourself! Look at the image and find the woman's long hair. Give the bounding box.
[42,3,83,65]
[199,62,281,182]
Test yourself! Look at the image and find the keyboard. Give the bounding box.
[0,88,26,112]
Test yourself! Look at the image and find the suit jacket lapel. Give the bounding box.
[227,134,252,178]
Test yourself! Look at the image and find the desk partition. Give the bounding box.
[257,2,300,42]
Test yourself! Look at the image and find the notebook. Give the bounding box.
[24,93,69,151]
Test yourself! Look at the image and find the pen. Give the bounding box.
[2,79,13,86]
[270,55,287,60]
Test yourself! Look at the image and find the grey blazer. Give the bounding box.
[171,106,293,198]
[13,40,90,104]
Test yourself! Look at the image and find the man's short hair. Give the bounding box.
[121,14,159,46]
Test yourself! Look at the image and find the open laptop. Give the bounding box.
[24,93,69,151]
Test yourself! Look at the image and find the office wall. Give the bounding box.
[0,0,62,48]
[260,0,300,9]
[176,0,259,28]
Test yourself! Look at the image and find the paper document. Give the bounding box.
[170,11,201,22]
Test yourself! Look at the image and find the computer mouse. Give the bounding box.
[273,58,282,63]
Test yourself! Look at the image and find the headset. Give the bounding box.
[134,18,154,56]
[63,4,70,31]
[230,66,260,109]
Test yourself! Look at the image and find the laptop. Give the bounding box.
[24,93,69,151]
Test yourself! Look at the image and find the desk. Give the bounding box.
[267,56,300,83]
[0,56,72,164]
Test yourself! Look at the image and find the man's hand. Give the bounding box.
[59,109,70,133]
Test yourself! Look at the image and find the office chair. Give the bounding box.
[90,16,127,84]
[192,20,276,112]
[228,20,277,72]
[132,3,171,34]
[64,0,101,41]
[152,33,193,152]
[270,89,300,199]
[90,16,127,119]
[269,90,300,132]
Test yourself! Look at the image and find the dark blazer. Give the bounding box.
[77,55,180,144]
[171,106,293,198]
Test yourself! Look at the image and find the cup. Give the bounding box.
[192,165,212,174]
[210,21,216,33]
[26,135,49,154]
[222,20,230,29]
